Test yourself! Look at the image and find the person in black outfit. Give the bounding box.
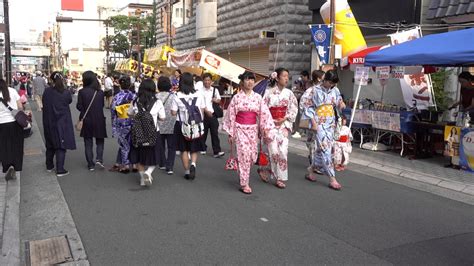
[76,71,107,171]
[42,72,76,176]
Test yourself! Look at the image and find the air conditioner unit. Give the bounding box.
[260,31,276,39]
[196,2,217,41]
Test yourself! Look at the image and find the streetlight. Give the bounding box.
[55,16,110,73]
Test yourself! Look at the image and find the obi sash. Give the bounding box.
[269,106,287,120]
[316,104,334,118]
[338,135,349,142]
[236,111,257,125]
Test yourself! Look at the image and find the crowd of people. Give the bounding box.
[0,66,354,194]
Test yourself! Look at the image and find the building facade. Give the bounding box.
[155,0,313,79]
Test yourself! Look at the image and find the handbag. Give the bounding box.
[212,87,224,118]
[225,144,238,171]
[299,119,310,130]
[0,97,29,128]
[255,139,269,166]
[76,91,97,131]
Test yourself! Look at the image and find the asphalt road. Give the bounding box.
[31,96,474,265]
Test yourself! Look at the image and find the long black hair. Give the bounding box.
[50,71,66,93]
[269,67,289,87]
[179,72,195,95]
[0,79,10,103]
[136,79,157,109]
[82,71,100,91]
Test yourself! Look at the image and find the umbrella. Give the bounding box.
[365,28,474,67]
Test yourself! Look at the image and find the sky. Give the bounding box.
[9,0,153,49]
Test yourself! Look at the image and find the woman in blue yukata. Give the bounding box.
[110,75,136,173]
[309,70,345,190]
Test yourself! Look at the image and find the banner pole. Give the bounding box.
[349,71,364,130]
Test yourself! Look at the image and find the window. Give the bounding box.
[171,0,194,28]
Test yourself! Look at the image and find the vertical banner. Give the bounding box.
[309,25,332,66]
[61,0,84,11]
[390,27,435,110]
[460,128,474,172]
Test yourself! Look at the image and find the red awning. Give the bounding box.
[348,46,383,65]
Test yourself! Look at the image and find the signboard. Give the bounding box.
[352,109,372,124]
[390,66,405,79]
[372,111,401,132]
[354,66,369,86]
[376,66,390,79]
[444,126,461,158]
[460,128,474,172]
[199,49,245,84]
[61,0,84,11]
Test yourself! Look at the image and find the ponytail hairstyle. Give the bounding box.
[269,67,289,87]
[50,71,66,93]
[0,79,10,103]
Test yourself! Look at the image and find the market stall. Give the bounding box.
[364,28,474,167]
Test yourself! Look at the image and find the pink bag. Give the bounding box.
[225,145,238,171]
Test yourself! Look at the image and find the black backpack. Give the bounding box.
[131,99,157,148]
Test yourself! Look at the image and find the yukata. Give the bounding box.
[312,85,342,177]
[222,91,275,187]
[111,90,135,165]
[263,87,298,181]
[300,86,317,164]
[333,126,353,167]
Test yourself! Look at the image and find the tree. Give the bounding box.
[105,14,151,58]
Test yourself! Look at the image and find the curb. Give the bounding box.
[1,173,21,266]
[286,138,474,197]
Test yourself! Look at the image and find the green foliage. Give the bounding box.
[105,11,157,58]
[430,68,453,112]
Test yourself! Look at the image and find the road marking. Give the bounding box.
[260,217,269,222]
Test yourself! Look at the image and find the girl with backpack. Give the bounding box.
[171,72,206,180]
[128,79,166,187]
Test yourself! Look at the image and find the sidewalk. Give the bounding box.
[287,136,474,196]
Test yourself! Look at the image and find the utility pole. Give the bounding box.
[329,0,335,65]
[3,0,12,86]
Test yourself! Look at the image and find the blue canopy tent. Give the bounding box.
[365,28,474,67]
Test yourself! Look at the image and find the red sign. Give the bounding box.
[61,0,84,11]
[204,55,220,69]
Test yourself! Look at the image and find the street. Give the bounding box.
[29,98,474,265]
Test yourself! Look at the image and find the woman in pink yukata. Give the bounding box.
[222,71,275,194]
[263,67,299,189]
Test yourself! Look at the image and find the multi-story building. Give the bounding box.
[155,0,313,80]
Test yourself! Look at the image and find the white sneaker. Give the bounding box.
[292,132,302,139]
[140,176,145,187]
[200,151,206,155]
[213,151,225,158]
[144,173,152,187]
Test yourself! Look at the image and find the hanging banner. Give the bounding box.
[168,49,201,68]
[199,49,245,84]
[460,128,474,172]
[309,25,332,65]
[390,28,435,110]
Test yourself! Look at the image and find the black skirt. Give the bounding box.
[175,122,205,153]
[130,131,162,166]
[0,121,24,172]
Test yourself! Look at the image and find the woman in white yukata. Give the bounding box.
[222,71,275,194]
[263,67,298,189]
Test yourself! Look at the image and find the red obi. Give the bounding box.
[338,135,349,142]
[269,106,287,120]
[236,111,257,125]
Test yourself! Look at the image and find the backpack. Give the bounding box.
[131,99,157,148]
[179,97,204,140]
